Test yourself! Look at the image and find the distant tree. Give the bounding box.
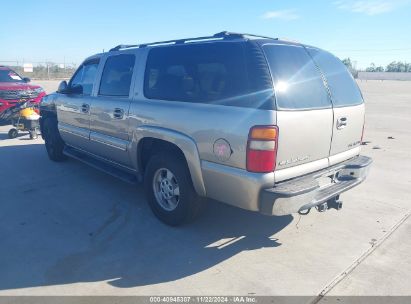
[6,63,76,80]
[385,61,411,72]
[366,63,376,72]
[397,62,406,72]
[341,57,358,78]
[366,63,385,72]
[342,58,353,69]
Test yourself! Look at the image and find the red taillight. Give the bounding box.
[246,125,278,173]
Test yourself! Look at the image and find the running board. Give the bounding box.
[63,146,139,184]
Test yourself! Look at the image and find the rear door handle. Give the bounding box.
[113,108,124,119]
[81,103,90,114]
[336,117,347,129]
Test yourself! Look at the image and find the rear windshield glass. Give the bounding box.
[144,42,274,108]
[262,44,331,110]
[307,48,363,107]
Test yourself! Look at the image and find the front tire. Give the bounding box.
[144,152,204,226]
[43,118,67,162]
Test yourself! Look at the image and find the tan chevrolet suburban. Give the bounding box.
[40,32,372,225]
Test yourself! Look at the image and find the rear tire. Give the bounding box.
[43,118,67,162]
[8,128,18,139]
[144,152,205,226]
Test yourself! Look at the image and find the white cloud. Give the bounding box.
[334,0,410,15]
[261,9,299,20]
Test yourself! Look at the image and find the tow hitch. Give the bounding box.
[316,203,328,212]
[315,196,343,212]
[327,196,343,210]
[298,196,344,215]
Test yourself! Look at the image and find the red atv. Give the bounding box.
[0,66,46,122]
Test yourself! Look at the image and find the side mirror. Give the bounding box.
[70,84,83,95]
[23,77,31,83]
[57,81,68,93]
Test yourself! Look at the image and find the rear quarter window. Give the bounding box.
[144,42,275,109]
[262,44,331,110]
[307,48,363,107]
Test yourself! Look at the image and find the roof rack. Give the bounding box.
[109,31,277,52]
[218,31,278,40]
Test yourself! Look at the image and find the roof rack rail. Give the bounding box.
[110,44,139,52]
[109,31,277,52]
[214,31,278,40]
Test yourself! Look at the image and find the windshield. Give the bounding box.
[0,69,24,83]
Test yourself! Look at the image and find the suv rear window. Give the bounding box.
[144,42,251,106]
[307,48,363,107]
[262,44,331,110]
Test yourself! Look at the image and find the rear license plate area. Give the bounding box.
[317,172,338,188]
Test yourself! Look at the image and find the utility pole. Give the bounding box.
[46,59,50,80]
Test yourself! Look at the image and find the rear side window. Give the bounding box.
[263,44,331,110]
[307,48,363,107]
[144,43,250,105]
[99,54,135,97]
[70,59,99,95]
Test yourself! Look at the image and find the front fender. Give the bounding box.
[39,94,57,139]
[130,125,206,197]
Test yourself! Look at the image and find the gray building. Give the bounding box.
[358,72,411,81]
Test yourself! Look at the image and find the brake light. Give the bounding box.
[246,126,278,173]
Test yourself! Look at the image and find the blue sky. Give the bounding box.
[1,0,410,69]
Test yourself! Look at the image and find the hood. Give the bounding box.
[0,82,41,91]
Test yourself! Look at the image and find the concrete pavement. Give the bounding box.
[0,80,410,297]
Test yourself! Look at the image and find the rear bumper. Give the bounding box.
[260,155,372,216]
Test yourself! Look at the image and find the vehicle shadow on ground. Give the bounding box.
[0,143,292,291]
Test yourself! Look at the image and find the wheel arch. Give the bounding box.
[131,126,206,196]
[39,96,57,140]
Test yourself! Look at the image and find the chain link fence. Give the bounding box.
[0,60,77,80]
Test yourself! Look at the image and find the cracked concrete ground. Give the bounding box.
[0,80,410,298]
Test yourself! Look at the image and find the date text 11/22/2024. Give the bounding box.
[149,296,257,303]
